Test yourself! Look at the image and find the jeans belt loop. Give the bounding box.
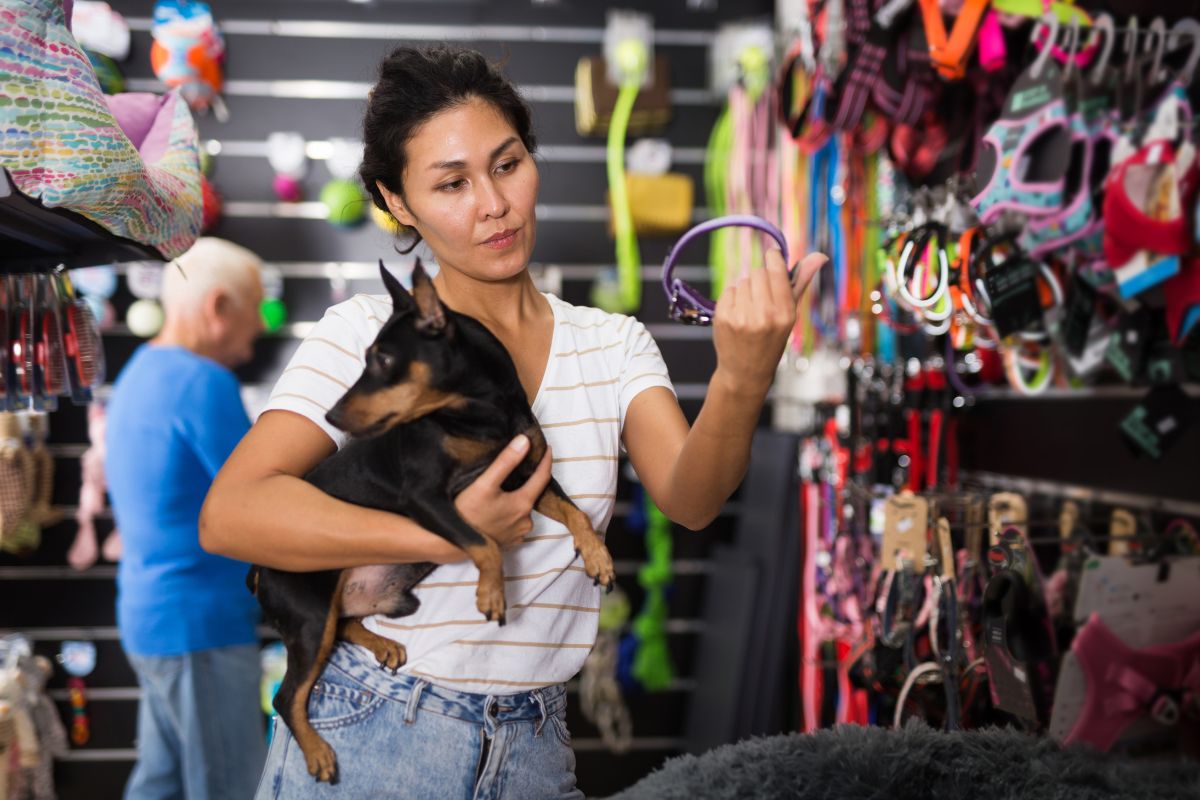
[404,679,427,725]
[531,689,549,737]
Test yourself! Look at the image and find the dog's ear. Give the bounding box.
[380,261,414,312]
[411,259,447,334]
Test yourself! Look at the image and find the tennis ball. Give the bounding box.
[260,298,288,333]
[321,179,367,227]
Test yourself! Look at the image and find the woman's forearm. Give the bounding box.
[199,470,462,571]
[660,367,768,530]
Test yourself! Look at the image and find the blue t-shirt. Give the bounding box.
[106,345,259,656]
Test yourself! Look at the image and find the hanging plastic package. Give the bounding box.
[612,140,694,237]
[126,262,166,338]
[71,1,131,60]
[259,265,288,334]
[575,10,670,139]
[150,0,227,120]
[597,11,654,313]
[268,132,309,203]
[321,139,369,228]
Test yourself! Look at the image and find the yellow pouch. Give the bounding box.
[608,173,694,236]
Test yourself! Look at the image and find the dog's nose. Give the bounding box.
[325,403,346,430]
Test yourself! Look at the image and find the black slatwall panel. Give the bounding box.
[0,1,771,797]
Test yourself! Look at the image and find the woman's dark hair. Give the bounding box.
[359,46,537,253]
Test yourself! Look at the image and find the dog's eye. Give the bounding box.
[372,351,396,371]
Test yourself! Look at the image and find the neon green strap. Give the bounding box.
[607,80,642,313]
[631,497,675,691]
[992,0,1089,24]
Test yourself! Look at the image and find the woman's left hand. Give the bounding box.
[711,248,828,397]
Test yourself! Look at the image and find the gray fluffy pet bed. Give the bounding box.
[607,722,1200,800]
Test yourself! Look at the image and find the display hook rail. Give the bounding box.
[960,470,1200,519]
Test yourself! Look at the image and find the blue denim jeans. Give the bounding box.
[124,643,267,800]
[255,642,584,799]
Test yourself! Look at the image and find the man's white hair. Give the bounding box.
[162,237,263,314]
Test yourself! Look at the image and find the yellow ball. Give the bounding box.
[371,204,400,233]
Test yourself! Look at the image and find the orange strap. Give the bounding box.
[956,226,984,303]
[918,0,992,81]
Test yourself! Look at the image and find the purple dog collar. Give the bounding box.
[662,214,790,325]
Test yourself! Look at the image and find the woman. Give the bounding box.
[201,46,825,799]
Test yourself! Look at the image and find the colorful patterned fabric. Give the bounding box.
[0,0,202,260]
[970,97,1070,225]
[1019,112,1096,256]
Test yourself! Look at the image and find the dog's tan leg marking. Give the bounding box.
[443,435,499,464]
[535,492,615,589]
[291,572,347,783]
[337,618,406,671]
[464,541,507,624]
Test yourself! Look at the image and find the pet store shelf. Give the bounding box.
[0,169,164,273]
[125,16,716,47]
[125,78,715,106]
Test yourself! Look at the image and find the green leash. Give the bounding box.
[631,494,675,691]
[607,40,648,313]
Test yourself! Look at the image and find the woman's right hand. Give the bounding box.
[453,434,552,553]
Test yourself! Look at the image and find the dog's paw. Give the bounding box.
[305,738,338,784]
[476,583,507,625]
[579,541,616,591]
[375,639,406,672]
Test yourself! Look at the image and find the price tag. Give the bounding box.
[988,492,1027,547]
[882,493,928,573]
[1108,508,1137,557]
[937,517,955,581]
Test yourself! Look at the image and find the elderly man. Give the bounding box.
[106,237,267,800]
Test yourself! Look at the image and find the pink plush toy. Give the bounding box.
[68,403,119,571]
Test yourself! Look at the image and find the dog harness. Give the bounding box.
[1019,110,1099,255]
[970,68,1072,224]
[874,12,936,127]
[1063,612,1200,752]
[918,0,992,81]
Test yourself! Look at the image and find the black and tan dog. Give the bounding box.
[249,261,616,783]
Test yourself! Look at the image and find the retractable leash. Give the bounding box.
[662,215,790,325]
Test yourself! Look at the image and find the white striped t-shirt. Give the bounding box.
[263,291,675,694]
